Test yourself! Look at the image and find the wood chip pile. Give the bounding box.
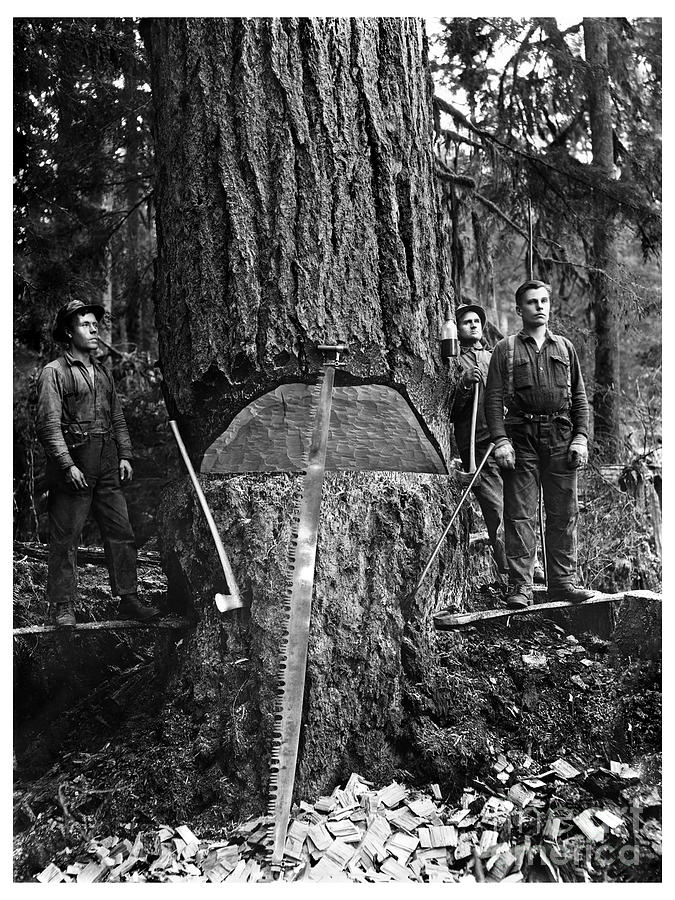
[34,753,661,883]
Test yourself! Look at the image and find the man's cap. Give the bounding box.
[53,299,105,342]
[455,303,486,328]
[514,280,551,305]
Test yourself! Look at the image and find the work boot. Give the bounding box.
[549,585,595,604]
[533,565,546,584]
[52,600,76,628]
[505,588,533,609]
[118,593,160,622]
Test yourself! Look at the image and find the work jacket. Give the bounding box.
[485,329,589,444]
[450,341,492,450]
[36,353,133,471]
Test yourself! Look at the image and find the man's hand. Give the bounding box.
[461,365,481,388]
[65,465,88,490]
[119,459,133,482]
[567,435,588,469]
[494,440,516,470]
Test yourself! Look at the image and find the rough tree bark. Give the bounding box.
[142,17,472,819]
[584,18,621,460]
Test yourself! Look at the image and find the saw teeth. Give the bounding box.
[267,367,335,869]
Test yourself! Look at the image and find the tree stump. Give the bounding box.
[158,470,468,813]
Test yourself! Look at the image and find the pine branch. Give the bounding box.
[434,94,660,223]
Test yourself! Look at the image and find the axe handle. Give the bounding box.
[412,442,495,598]
[169,420,241,606]
[468,381,479,473]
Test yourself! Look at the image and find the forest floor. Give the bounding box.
[13,545,661,883]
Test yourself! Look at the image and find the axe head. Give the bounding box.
[457,469,480,487]
[215,593,245,613]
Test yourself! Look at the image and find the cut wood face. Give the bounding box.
[200,383,447,475]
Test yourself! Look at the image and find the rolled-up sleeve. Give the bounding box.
[485,340,508,443]
[36,368,74,470]
[110,383,134,460]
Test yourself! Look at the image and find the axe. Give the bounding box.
[169,420,243,613]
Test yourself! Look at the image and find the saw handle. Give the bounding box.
[168,420,242,612]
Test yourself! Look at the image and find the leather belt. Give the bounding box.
[521,412,565,423]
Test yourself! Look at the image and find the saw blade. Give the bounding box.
[267,367,335,873]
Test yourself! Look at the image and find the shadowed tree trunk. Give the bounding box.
[584,17,621,461]
[142,16,472,820]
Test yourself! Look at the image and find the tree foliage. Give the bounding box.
[14,18,154,351]
[429,16,661,458]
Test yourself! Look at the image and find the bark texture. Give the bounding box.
[143,17,466,819]
[143,17,453,461]
[584,18,621,460]
[158,471,470,814]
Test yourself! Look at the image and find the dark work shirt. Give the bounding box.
[36,353,134,470]
[485,329,589,443]
[450,342,492,450]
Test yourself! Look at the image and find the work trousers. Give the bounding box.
[503,418,578,591]
[47,434,137,603]
[458,439,508,574]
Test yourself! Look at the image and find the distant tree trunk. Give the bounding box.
[143,17,468,819]
[584,18,621,461]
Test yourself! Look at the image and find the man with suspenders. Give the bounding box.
[36,299,159,627]
[450,303,508,575]
[484,281,594,609]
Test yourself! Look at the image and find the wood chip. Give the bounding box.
[176,824,199,845]
[542,812,561,843]
[36,862,64,883]
[380,856,412,881]
[315,796,337,814]
[406,796,437,819]
[508,783,536,808]
[488,849,516,881]
[377,782,408,808]
[573,809,605,842]
[385,830,419,864]
[425,861,453,882]
[387,807,424,832]
[550,758,581,780]
[447,807,472,826]
[478,830,499,855]
[481,796,514,826]
[77,860,108,883]
[325,820,362,843]
[419,825,458,848]
[325,838,355,869]
[594,809,625,830]
[430,783,443,801]
[307,822,332,853]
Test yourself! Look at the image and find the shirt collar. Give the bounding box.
[460,340,483,352]
[65,351,98,368]
[517,328,554,344]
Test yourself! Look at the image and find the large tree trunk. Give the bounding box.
[143,17,468,819]
[584,18,621,461]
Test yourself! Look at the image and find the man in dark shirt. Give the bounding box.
[450,304,508,576]
[485,281,594,608]
[36,299,159,626]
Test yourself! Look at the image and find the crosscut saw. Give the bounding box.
[267,344,347,876]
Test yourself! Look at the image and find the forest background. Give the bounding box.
[12,14,661,548]
[10,16,663,883]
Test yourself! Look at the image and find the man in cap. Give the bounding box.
[36,299,159,626]
[450,303,509,577]
[485,280,594,608]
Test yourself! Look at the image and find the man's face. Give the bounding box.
[457,312,483,343]
[516,288,550,328]
[67,312,100,352]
